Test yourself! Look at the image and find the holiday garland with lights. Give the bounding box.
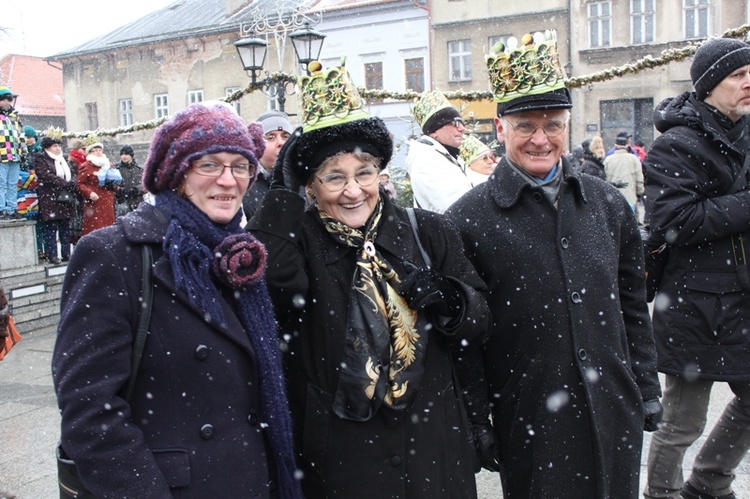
[57,24,750,139]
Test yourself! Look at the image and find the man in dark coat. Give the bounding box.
[446,31,662,498]
[643,37,750,499]
[242,111,292,220]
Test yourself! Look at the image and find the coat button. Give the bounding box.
[578,348,588,360]
[195,344,209,360]
[200,424,214,439]
[247,412,259,426]
[390,455,402,467]
[268,479,277,491]
[561,237,569,249]
[532,192,544,203]
[571,291,582,304]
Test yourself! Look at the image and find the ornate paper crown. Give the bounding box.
[485,30,566,104]
[83,134,101,147]
[297,59,370,132]
[459,134,490,165]
[411,90,453,129]
[43,126,63,140]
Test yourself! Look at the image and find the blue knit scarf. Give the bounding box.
[155,191,301,498]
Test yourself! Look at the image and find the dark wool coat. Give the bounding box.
[447,157,661,498]
[52,204,276,499]
[645,92,750,381]
[33,152,76,221]
[77,160,115,235]
[249,190,491,499]
[243,168,271,219]
[579,151,607,181]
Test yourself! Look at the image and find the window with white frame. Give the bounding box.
[631,0,655,44]
[225,87,241,115]
[684,0,709,39]
[588,1,612,48]
[188,90,204,104]
[448,39,472,82]
[119,99,133,127]
[154,94,169,119]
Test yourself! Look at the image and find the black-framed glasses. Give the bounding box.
[192,161,255,179]
[315,167,379,192]
[451,117,465,128]
[503,119,567,138]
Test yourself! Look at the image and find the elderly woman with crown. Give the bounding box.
[447,30,662,498]
[248,62,491,498]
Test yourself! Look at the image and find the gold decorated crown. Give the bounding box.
[486,30,566,104]
[43,126,64,140]
[83,134,101,147]
[411,90,454,129]
[298,59,370,132]
[459,135,490,165]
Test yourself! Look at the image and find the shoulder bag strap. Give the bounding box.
[123,245,154,402]
[406,208,431,269]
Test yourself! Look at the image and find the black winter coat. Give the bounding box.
[447,157,660,498]
[34,152,76,221]
[52,204,275,498]
[579,151,607,181]
[249,190,490,499]
[243,169,271,220]
[644,92,750,381]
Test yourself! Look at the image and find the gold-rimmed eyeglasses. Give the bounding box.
[315,167,379,192]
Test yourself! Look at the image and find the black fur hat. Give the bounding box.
[295,116,393,186]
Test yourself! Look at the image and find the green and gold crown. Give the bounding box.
[298,59,370,132]
[486,30,566,104]
[43,126,64,140]
[411,90,453,129]
[459,134,490,165]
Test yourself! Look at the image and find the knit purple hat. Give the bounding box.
[143,102,266,193]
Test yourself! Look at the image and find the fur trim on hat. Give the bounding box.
[295,117,393,186]
[423,107,461,135]
[41,137,62,150]
[143,102,264,194]
[85,142,104,154]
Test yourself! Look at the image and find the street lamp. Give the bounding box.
[234,25,326,112]
[234,36,269,85]
[289,23,326,74]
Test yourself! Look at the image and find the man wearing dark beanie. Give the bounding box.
[643,36,750,499]
[406,90,473,213]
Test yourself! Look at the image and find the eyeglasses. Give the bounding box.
[315,167,379,192]
[192,161,255,179]
[451,117,465,128]
[0,95,13,102]
[503,119,567,138]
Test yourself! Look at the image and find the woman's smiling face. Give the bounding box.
[310,152,380,229]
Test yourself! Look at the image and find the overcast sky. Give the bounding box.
[0,0,178,58]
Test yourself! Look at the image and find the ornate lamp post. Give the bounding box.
[233,4,326,113]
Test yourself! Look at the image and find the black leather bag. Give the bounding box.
[57,245,153,498]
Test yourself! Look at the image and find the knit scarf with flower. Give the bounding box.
[155,191,301,499]
[320,197,427,425]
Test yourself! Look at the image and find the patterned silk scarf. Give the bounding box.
[321,198,428,424]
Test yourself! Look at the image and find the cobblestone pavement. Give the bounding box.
[1,331,748,498]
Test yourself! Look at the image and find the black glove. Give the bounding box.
[271,126,303,193]
[611,180,630,189]
[398,263,463,317]
[103,180,119,192]
[472,423,501,472]
[644,398,663,432]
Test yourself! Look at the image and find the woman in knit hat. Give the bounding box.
[53,102,301,498]
[248,63,490,498]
